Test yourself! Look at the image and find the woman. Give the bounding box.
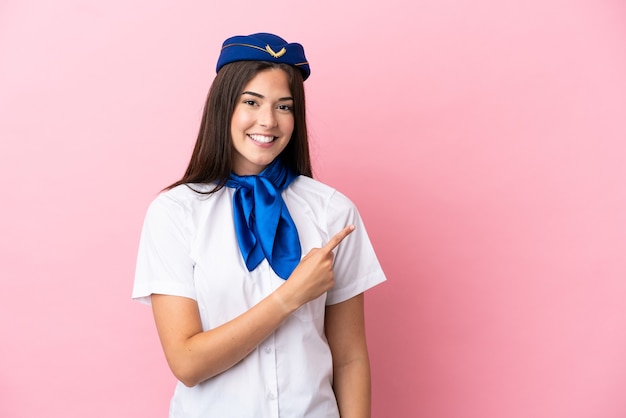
[133,32,386,418]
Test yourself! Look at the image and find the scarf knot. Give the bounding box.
[225,159,301,279]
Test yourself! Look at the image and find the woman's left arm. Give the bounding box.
[325,293,371,418]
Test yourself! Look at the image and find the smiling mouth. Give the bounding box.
[248,134,276,144]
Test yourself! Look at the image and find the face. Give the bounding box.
[230,68,295,176]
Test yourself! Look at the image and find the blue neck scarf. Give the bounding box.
[225,159,301,279]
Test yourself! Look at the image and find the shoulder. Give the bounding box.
[288,176,355,208]
[289,175,335,197]
[152,183,223,209]
[144,183,228,225]
[285,176,359,225]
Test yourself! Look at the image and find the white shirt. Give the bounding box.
[133,176,386,418]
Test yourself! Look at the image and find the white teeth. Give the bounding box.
[248,134,275,144]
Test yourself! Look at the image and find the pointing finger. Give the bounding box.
[322,225,355,252]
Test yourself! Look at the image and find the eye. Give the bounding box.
[277,104,293,112]
[243,99,258,106]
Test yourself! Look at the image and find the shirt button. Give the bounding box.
[268,392,276,400]
[264,346,272,354]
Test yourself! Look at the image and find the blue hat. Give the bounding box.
[216,33,311,81]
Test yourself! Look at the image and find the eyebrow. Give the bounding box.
[241,91,294,101]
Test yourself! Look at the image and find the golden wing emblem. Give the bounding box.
[265,45,287,58]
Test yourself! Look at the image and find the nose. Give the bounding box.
[258,105,278,128]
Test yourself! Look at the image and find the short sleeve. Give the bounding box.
[132,193,196,305]
[325,191,386,305]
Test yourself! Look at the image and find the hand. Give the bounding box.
[276,225,355,311]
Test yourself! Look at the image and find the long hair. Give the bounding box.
[166,61,312,192]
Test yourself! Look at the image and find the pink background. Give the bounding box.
[1,1,625,417]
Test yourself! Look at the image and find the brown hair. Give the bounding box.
[166,60,312,192]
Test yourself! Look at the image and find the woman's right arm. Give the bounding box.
[152,290,292,387]
[151,224,355,387]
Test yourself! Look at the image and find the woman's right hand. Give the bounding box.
[275,225,355,311]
